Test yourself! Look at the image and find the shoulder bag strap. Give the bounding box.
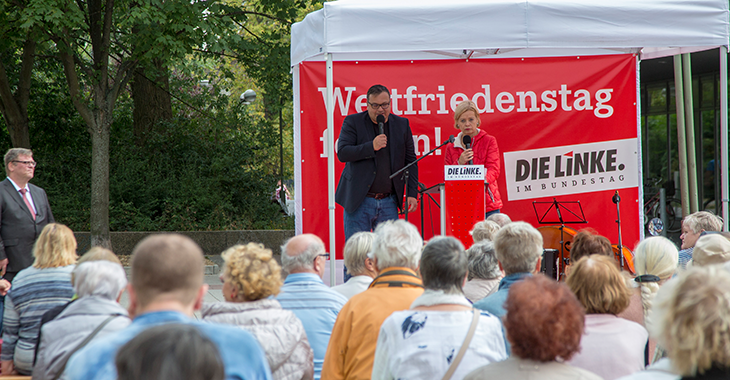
[52,314,121,380]
[441,309,480,380]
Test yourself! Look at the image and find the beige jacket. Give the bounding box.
[202,299,314,380]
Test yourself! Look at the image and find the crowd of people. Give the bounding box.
[1,138,729,380]
[0,209,724,380]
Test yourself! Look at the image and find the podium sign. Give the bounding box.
[445,165,486,247]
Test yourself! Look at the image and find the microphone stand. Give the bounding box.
[391,135,455,222]
[613,191,625,270]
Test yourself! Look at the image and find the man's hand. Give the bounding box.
[373,134,387,151]
[2,360,18,376]
[0,279,11,296]
[407,197,418,212]
[0,258,7,277]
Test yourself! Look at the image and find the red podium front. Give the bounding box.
[444,165,486,248]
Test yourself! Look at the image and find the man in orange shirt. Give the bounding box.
[321,220,424,380]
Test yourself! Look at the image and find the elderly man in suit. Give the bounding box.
[1,148,54,281]
[336,84,419,279]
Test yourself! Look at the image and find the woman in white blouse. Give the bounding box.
[371,236,507,380]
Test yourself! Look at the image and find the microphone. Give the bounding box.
[612,190,621,204]
[447,135,455,143]
[462,135,473,165]
[377,115,385,135]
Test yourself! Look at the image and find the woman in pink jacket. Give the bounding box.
[445,100,503,215]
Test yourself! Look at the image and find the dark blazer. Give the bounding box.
[335,112,418,213]
[0,178,54,273]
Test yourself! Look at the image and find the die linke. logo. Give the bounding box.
[503,139,639,201]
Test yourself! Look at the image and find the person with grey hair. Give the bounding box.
[470,220,501,243]
[276,234,347,380]
[371,236,507,379]
[322,220,424,380]
[332,232,377,299]
[33,261,131,380]
[463,240,503,303]
[678,211,723,269]
[473,221,543,318]
[486,212,511,227]
[0,148,54,335]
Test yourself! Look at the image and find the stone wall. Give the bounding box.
[74,230,295,257]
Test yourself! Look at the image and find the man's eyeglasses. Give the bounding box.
[317,253,331,259]
[12,160,36,168]
[368,102,391,110]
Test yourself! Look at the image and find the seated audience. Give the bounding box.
[473,222,543,318]
[371,236,507,379]
[618,265,730,380]
[462,241,502,303]
[202,243,313,380]
[566,229,612,275]
[1,223,77,375]
[566,255,648,380]
[65,234,272,380]
[332,232,377,299]
[465,275,602,380]
[33,260,131,380]
[678,211,722,269]
[322,220,424,380]
[115,323,225,380]
[33,246,124,355]
[486,212,511,227]
[470,220,500,243]
[688,233,730,267]
[276,234,347,380]
[618,236,677,362]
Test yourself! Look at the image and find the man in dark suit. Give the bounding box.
[1,148,54,282]
[336,84,418,249]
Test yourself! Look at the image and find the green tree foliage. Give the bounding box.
[0,0,319,236]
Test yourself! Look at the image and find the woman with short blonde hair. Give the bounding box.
[566,255,649,380]
[444,100,503,217]
[202,243,313,380]
[1,223,76,375]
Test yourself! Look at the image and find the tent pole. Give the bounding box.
[326,53,336,287]
[682,54,699,213]
[720,47,729,231]
[674,55,691,218]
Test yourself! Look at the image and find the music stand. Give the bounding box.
[533,198,587,280]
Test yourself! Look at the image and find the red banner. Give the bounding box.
[296,54,640,258]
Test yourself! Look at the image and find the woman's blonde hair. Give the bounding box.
[32,223,78,269]
[453,100,481,129]
[567,255,632,315]
[633,236,678,326]
[651,266,730,376]
[222,243,282,302]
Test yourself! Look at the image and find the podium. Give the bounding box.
[444,165,485,247]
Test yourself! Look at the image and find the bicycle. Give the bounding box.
[643,179,683,234]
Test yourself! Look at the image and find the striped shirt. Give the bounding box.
[1,265,74,374]
[678,247,694,269]
[276,273,347,380]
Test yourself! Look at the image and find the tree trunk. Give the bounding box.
[0,38,35,148]
[89,115,111,249]
[132,59,172,146]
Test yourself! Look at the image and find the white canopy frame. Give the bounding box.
[291,0,730,286]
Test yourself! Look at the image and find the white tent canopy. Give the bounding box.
[291,0,730,286]
[292,0,729,64]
